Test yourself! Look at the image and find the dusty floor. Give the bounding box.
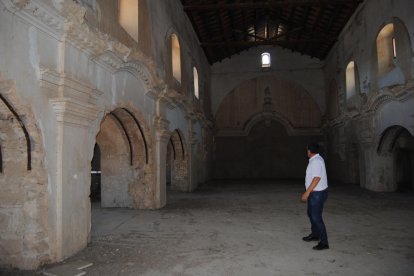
[2,180,414,276]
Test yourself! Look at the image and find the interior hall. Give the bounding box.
[0,0,413,275]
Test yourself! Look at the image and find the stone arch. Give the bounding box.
[377,125,407,155]
[166,129,189,192]
[242,112,321,137]
[117,60,157,97]
[93,106,153,209]
[377,125,414,191]
[0,79,49,269]
[371,17,412,89]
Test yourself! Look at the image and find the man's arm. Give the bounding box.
[301,177,321,202]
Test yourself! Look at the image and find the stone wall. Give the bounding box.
[0,80,49,269]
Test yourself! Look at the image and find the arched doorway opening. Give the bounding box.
[92,107,152,208]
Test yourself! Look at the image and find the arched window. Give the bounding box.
[346,61,356,99]
[119,0,138,42]
[261,52,271,68]
[193,67,199,99]
[171,34,181,83]
[376,23,395,76]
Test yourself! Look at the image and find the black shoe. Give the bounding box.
[302,234,319,242]
[313,243,329,250]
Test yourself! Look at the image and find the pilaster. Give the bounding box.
[153,116,171,208]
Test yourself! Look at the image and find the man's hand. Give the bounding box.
[301,192,309,203]
[302,177,321,203]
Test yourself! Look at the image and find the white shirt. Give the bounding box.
[305,154,328,191]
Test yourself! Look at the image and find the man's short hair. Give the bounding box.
[307,143,320,154]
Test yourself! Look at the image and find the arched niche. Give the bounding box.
[166,129,189,192]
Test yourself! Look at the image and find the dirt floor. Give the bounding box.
[2,180,414,276]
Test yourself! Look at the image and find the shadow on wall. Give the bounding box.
[213,120,322,179]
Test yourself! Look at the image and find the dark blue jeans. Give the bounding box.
[307,189,328,245]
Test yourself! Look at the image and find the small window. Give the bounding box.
[261,52,271,68]
[119,0,138,42]
[392,37,397,59]
[171,34,181,83]
[193,67,199,99]
[346,61,356,99]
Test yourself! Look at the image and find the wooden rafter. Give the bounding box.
[181,0,363,63]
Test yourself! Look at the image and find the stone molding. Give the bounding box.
[50,97,101,128]
[118,61,159,98]
[216,112,322,137]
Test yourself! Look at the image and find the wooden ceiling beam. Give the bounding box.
[183,0,362,11]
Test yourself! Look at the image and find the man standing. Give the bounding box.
[301,143,329,250]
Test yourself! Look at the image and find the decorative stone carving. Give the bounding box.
[118,61,158,97]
